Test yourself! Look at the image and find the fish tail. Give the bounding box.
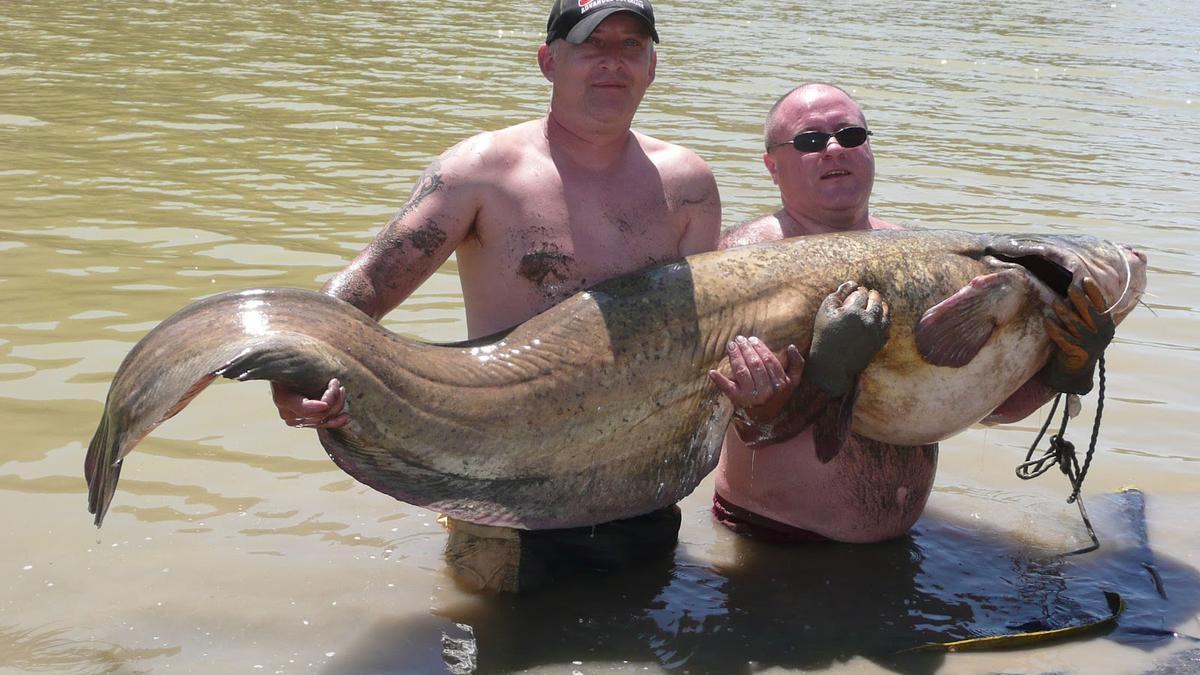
[85,358,246,527]
[85,412,123,527]
[81,289,350,528]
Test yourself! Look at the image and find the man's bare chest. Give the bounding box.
[474,185,683,283]
[502,215,680,302]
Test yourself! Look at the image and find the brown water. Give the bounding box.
[2,1,1199,673]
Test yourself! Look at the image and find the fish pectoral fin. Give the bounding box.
[916,270,1027,367]
[813,378,860,463]
[736,381,824,449]
[738,377,858,460]
[216,337,337,396]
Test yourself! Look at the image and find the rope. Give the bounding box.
[1014,355,1107,555]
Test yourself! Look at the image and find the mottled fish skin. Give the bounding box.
[84,229,1147,529]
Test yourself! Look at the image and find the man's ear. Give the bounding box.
[764,151,780,185]
[647,49,657,85]
[537,43,554,81]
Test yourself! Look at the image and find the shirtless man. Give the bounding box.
[270,1,722,592]
[709,83,1115,544]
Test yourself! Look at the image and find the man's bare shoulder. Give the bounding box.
[630,131,721,255]
[634,131,713,180]
[719,213,784,249]
[484,119,548,151]
[437,120,548,176]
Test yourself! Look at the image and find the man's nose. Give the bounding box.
[596,44,625,69]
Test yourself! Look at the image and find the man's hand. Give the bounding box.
[271,378,350,429]
[1042,276,1116,395]
[708,336,804,422]
[804,281,891,398]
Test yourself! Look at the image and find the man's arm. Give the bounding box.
[323,145,483,319]
[272,141,487,429]
[670,148,722,257]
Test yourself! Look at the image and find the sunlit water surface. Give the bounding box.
[2,1,1199,673]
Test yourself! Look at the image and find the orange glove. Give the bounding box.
[1042,277,1116,395]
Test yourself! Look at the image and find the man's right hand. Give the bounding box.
[271,378,350,429]
[708,336,805,424]
[804,281,891,398]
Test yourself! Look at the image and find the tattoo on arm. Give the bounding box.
[680,189,716,207]
[394,159,446,223]
[340,277,378,316]
[378,162,446,254]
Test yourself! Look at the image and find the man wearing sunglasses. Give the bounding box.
[704,83,921,544]
[269,0,723,593]
[709,83,1115,545]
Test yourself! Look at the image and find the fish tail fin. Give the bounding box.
[85,340,273,528]
[85,412,123,527]
[85,369,225,528]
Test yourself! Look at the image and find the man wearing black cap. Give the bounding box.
[271,0,721,592]
[546,0,659,44]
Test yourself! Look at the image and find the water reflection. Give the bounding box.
[0,623,179,675]
[326,490,1199,673]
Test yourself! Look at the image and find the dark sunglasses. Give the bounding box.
[767,126,872,153]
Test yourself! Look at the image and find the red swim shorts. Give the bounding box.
[712,492,831,544]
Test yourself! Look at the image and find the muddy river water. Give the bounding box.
[2,1,1198,673]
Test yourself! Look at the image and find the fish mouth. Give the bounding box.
[979,234,1148,320]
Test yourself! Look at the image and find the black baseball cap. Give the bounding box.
[546,0,659,45]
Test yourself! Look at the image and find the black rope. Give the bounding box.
[1077,355,1107,503]
[1015,355,1107,555]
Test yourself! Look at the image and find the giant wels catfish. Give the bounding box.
[85,229,1147,530]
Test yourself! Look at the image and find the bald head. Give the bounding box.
[764,83,867,149]
[758,82,877,233]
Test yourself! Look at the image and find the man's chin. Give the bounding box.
[813,194,870,217]
[583,104,638,127]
